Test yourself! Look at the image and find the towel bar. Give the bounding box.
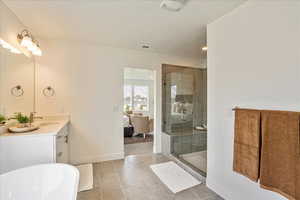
[232,106,240,111]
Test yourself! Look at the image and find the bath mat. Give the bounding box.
[150,161,201,193]
[76,164,93,192]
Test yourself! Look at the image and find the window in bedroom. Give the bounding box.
[124,85,149,112]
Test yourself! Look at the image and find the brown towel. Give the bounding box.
[260,111,300,200]
[233,109,261,182]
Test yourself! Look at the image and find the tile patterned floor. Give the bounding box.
[77,153,223,200]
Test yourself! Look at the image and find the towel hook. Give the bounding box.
[43,86,55,97]
[11,85,24,97]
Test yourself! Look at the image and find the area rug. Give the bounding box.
[76,164,93,192]
[124,134,153,144]
[150,161,201,193]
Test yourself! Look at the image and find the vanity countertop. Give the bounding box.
[0,118,70,138]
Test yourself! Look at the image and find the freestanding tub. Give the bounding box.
[0,164,79,200]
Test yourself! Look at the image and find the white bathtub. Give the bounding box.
[0,164,79,200]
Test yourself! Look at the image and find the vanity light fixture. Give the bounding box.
[202,46,208,51]
[20,34,32,48]
[0,38,21,54]
[10,48,22,54]
[17,29,42,56]
[27,42,37,52]
[33,43,42,56]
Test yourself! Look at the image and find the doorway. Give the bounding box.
[123,68,156,156]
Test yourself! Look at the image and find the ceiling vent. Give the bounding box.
[160,0,186,12]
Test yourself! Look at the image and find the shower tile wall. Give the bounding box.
[171,131,207,156]
[162,64,207,174]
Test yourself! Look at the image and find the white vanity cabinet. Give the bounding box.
[55,125,69,163]
[0,121,69,174]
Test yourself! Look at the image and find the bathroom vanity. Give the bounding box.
[0,118,70,174]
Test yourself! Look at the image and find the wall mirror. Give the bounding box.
[0,47,35,117]
[0,1,35,118]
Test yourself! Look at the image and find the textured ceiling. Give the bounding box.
[3,0,246,59]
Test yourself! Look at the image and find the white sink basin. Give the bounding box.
[8,125,40,133]
[0,164,79,200]
[39,122,60,126]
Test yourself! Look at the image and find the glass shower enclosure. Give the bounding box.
[162,64,207,176]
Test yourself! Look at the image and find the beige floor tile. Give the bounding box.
[101,188,126,200]
[174,189,201,200]
[191,184,221,199]
[124,186,153,200]
[77,189,102,200]
[203,196,224,200]
[125,142,153,156]
[99,161,115,175]
[77,150,222,200]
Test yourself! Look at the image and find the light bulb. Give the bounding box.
[10,48,21,54]
[0,38,21,54]
[1,40,11,49]
[21,35,32,48]
[28,42,38,52]
[33,47,42,56]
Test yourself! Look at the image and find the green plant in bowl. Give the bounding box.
[0,114,6,125]
[0,114,6,134]
[15,113,30,124]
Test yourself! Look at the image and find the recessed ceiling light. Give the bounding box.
[142,45,150,49]
[160,0,185,12]
[202,46,208,51]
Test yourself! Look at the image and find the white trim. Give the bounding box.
[153,66,162,154]
[153,144,159,154]
[71,152,124,165]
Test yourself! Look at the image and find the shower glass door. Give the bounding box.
[162,64,207,176]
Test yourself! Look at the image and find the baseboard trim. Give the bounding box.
[71,152,125,165]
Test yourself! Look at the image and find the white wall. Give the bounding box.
[35,39,200,164]
[207,1,300,200]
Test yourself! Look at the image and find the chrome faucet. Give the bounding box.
[29,112,43,124]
